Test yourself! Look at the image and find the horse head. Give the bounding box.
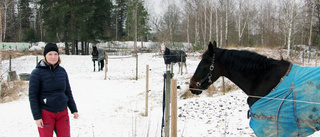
[163,47,172,64]
[92,46,98,56]
[160,43,166,53]
[189,41,222,95]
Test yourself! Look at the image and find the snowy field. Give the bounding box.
[1,48,320,137]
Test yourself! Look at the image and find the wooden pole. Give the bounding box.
[0,7,2,97]
[145,65,149,116]
[136,54,138,80]
[180,53,183,75]
[223,77,225,95]
[164,70,171,137]
[171,79,177,137]
[104,55,108,80]
[316,50,318,67]
[9,55,11,72]
[170,63,173,75]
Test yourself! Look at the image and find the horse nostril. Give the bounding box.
[189,85,194,92]
[189,85,202,95]
[189,85,194,89]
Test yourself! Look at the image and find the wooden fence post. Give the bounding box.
[136,54,138,80]
[171,79,177,137]
[222,76,225,95]
[181,53,183,75]
[9,55,11,71]
[316,50,318,67]
[104,55,108,80]
[145,65,149,116]
[164,70,171,137]
[0,8,2,97]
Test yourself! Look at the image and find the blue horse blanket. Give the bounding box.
[249,64,320,137]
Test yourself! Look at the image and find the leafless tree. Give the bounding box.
[1,0,15,41]
[236,0,248,46]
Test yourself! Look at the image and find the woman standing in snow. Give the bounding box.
[29,43,79,137]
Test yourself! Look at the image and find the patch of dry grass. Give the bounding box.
[2,50,43,60]
[0,80,28,103]
[180,88,197,99]
[180,82,239,99]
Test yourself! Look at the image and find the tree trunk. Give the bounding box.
[238,0,247,47]
[187,16,190,47]
[215,0,219,46]
[209,3,213,42]
[64,41,69,55]
[238,1,242,46]
[287,0,295,58]
[195,11,199,44]
[308,1,315,47]
[308,1,315,62]
[3,2,7,41]
[81,41,84,55]
[64,31,69,55]
[220,16,223,48]
[134,0,138,55]
[0,6,2,96]
[225,0,229,47]
[203,2,207,48]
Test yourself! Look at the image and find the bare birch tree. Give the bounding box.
[237,0,248,46]
[209,0,213,42]
[286,0,295,57]
[1,0,14,41]
[215,0,219,47]
[308,0,315,47]
[225,0,229,47]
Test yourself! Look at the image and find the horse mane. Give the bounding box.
[213,48,278,74]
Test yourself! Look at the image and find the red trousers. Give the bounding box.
[38,109,70,137]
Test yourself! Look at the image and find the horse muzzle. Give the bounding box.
[189,83,203,95]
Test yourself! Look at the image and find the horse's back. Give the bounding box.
[92,48,105,61]
[171,50,186,62]
[250,64,320,136]
[163,48,187,64]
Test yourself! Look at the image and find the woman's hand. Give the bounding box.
[36,119,44,128]
[73,112,79,119]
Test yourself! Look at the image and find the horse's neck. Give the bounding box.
[222,61,291,107]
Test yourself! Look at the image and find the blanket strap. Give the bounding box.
[274,83,294,136]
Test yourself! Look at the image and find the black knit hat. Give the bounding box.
[43,43,59,56]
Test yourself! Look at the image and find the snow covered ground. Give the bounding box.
[1,48,320,137]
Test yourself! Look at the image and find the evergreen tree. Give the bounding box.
[86,0,113,42]
[39,0,71,42]
[24,28,39,43]
[115,0,128,40]
[125,0,150,41]
[18,0,32,41]
[38,0,113,54]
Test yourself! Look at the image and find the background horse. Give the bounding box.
[163,47,187,74]
[92,46,106,72]
[189,41,320,136]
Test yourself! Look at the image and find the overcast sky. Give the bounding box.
[144,0,165,16]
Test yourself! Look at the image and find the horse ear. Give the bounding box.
[213,41,217,48]
[208,41,216,55]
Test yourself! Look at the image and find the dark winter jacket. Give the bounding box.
[29,60,78,120]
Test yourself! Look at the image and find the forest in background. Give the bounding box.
[1,0,320,57]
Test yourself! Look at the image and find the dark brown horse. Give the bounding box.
[188,41,320,136]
